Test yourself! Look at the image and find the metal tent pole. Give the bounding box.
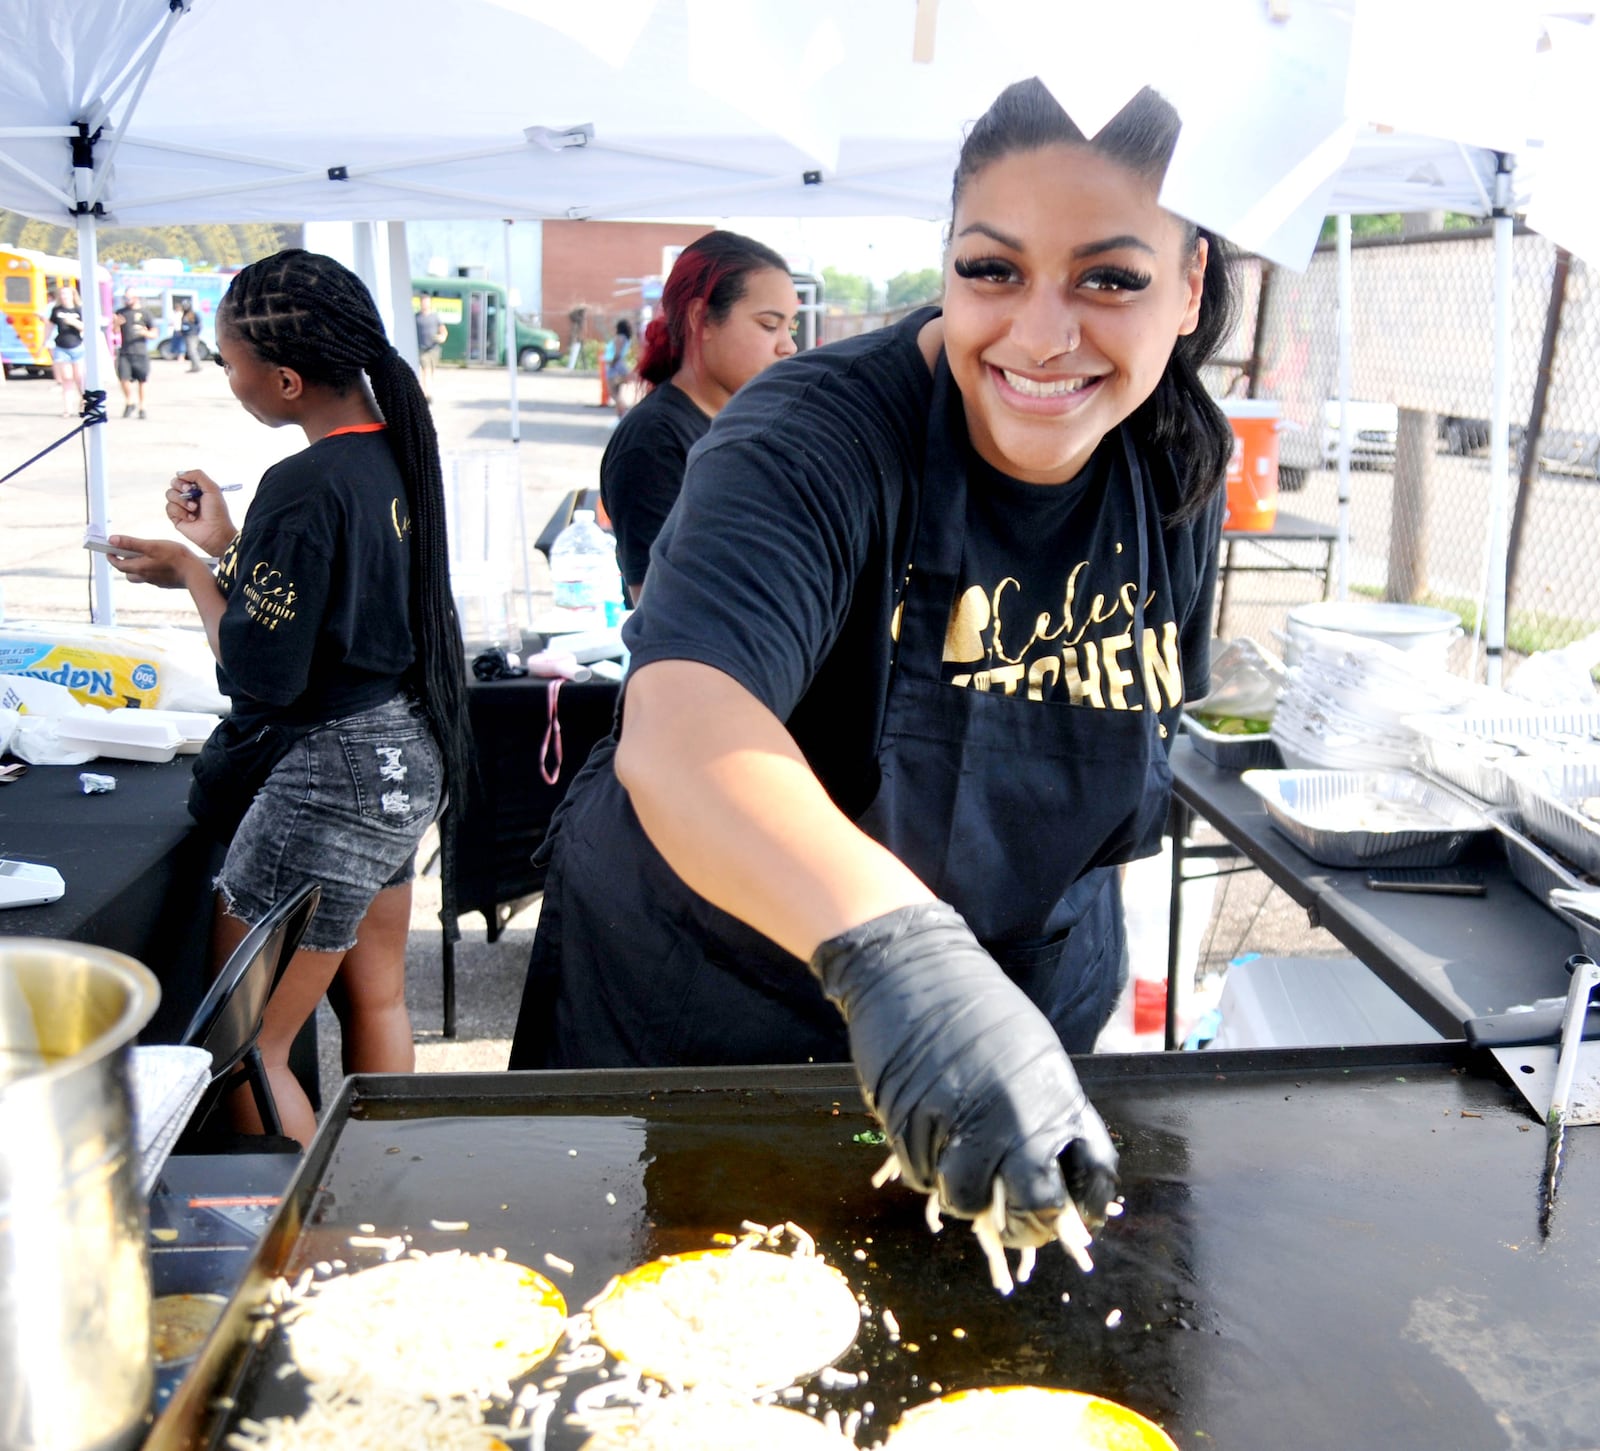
[504,219,521,445]
[74,147,112,624]
[1484,155,1515,688]
[1335,213,1353,601]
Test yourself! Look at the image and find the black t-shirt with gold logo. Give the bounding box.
[624,307,1222,822]
[214,429,415,732]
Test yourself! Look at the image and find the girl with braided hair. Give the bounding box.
[108,248,469,1146]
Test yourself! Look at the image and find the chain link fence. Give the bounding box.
[1215,228,1600,683]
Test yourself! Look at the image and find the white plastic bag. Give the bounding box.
[1507,629,1600,707]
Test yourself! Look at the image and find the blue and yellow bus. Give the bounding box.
[0,248,114,376]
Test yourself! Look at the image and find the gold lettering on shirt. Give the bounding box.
[1027,656,1060,701]
[1142,621,1183,711]
[391,496,412,541]
[926,548,1185,715]
[241,559,299,632]
[1062,642,1105,708]
[1101,631,1138,710]
[943,585,989,662]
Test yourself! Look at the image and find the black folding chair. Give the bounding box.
[177,881,321,1143]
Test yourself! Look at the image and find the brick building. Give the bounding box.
[541,219,713,347]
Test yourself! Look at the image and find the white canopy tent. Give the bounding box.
[0,0,1591,676]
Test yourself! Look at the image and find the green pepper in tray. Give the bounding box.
[1192,711,1272,736]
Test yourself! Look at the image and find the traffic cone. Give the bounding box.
[598,363,610,409]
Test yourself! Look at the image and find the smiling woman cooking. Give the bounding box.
[510,79,1237,1256]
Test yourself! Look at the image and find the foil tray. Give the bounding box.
[1405,708,1600,807]
[1240,767,1490,867]
[146,1054,1600,1451]
[1501,757,1600,879]
[1181,714,1282,772]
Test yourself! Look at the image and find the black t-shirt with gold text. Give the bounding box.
[213,429,415,733]
[625,308,1222,822]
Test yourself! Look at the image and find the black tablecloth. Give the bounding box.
[0,759,219,1042]
[454,675,620,921]
[0,757,317,1099]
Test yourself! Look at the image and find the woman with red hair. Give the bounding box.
[600,230,800,602]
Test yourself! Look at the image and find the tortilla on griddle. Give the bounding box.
[883,1386,1178,1450]
[577,1396,853,1450]
[285,1251,567,1400]
[587,1248,859,1392]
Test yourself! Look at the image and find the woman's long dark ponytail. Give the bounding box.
[217,248,471,834]
[953,79,1240,521]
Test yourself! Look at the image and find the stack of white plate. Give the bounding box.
[1270,627,1476,771]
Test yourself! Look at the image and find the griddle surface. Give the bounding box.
[155,1053,1600,1450]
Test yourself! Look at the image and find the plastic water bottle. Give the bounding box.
[548,509,621,631]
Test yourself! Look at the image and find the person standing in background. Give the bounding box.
[114,290,155,419]
[604,317,634,420]
[601,231,800,603]
[415,294,447,401]
[48,284,86,416]
[180,302,203,371]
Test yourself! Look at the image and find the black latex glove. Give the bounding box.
[810,901,1119,1245]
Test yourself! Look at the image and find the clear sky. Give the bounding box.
[722,214,948,285]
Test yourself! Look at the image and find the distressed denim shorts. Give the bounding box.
[217,694,443,953]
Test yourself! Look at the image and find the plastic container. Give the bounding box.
[547,509,621,633]
[1218,399,1281,532]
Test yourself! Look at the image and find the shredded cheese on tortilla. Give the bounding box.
[588,1248,858,1393]
[284,1251,566,1402]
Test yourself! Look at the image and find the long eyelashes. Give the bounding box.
[952,255,1014,283]
[951,256,1154,294]
[1084,267,1152,293]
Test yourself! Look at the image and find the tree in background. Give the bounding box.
[821,265,876,312]
[0,209,296,267]
[885,268,942,309]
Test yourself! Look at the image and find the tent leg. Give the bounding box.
[76,200,113,624]
[1484,160,1515,688]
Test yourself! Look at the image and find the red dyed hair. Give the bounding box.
[636,229,791,387]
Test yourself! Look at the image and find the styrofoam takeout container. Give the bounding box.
[54,712,184,763]
[107,706,221,754]
[1240,767,1490,868]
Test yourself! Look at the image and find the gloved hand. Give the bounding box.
[810,900,1118,1246]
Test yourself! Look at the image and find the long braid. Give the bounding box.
[220,250,472,933]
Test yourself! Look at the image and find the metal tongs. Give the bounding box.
[1540,954,1600,1234]
[1464,953,1600,1237]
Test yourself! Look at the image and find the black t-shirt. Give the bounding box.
[213,429,416,733]
[115,306,153,356]
[49,304,83,350]
[623,307,1222,820]
[599,380,712,589]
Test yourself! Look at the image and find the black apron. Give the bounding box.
[512,356,1173,1069]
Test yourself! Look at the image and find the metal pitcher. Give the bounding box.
[0,940,161,1451]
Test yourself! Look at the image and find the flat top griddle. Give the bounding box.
[150,1047,1600,1451]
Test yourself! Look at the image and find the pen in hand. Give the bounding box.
[182,483,244,500]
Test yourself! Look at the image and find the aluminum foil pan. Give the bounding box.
[1182,714,1281,772]
[1404,708,1600,806]
[1239,768,1491,868]
[1489,806,1596,908]
[1500,758,1600,878]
